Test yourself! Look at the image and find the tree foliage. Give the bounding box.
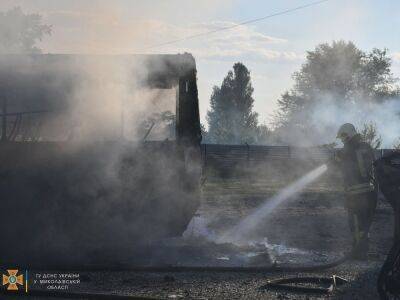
[0,7,51,54]
[359,122,382,149]
[274,41,399,143]
[207,62,267,144]
[393,138,400,150]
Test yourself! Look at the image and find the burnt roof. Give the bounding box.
[0,53,196,90]
[0,53,197,112]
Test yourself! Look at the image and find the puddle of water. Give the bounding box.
[183,215,314,264]
[247,237,311,262]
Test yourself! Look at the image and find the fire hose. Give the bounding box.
[5,157,394,298]
[1,166,359,298]
[0,251,353,299]
[1,152,398,300]
[261,275,348,294]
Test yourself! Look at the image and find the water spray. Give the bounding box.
[220,164,328,244]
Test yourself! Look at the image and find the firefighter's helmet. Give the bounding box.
[337,123,357,141]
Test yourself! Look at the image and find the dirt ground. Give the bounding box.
[3,178,395,300]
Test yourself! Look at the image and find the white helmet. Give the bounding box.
[337,123,357,140]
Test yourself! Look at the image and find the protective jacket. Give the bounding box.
[337,134,375,195]
[335,134,377,259]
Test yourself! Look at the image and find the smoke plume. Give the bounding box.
[275,94,400,148]
[309,95,400,148]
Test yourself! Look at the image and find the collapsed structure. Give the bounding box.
[0,53,202,267]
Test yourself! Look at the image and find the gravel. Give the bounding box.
[3,181,395,299]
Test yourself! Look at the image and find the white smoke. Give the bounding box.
[309,95,400,148]
[278,93,400,148]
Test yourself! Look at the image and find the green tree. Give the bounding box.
[207,62,264,144]
[393,138,400,150]
[0,7,51,54]
[274,41,399,140]
[359,122,382,149]
[200,123,209,143]
[255,124,271,144]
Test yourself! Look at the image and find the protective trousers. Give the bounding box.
[345,191,377,259]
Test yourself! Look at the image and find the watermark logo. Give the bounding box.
[2,269,24,291]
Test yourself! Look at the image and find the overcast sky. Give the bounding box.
[1,0,399,127]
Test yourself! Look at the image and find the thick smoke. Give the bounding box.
[0,4,205,267]
[63,56,177,142]
[0,54,202,266]
[276,94,400,148]
[0,55,177,143]
[309,95,400,148]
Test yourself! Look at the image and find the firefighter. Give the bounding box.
[335,123,377,260]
